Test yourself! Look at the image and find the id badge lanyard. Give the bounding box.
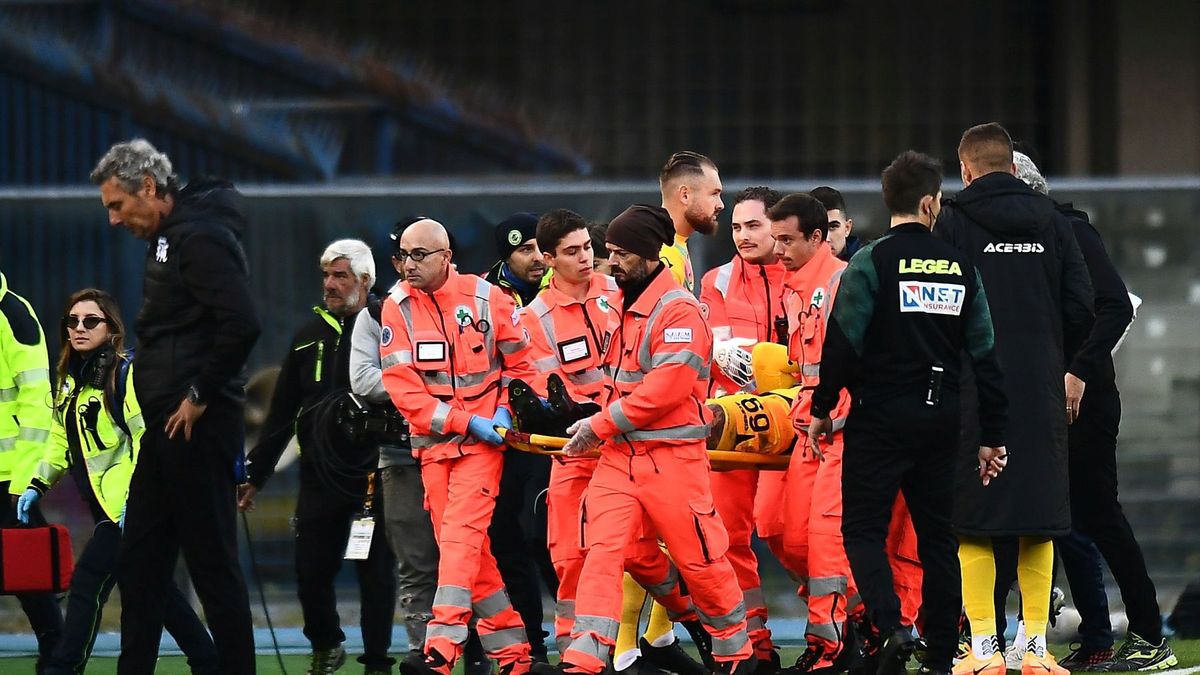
[344,470,377,560]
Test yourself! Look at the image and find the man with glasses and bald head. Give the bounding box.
[381,219,540,675]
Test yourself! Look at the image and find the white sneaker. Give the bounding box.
[1004,644,1023,671]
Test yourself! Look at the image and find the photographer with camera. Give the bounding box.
[239,239,398,675]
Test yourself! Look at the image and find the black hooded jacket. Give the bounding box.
[1057,202,1134,388]
[133,178,261,419]
[935,171,1094,536]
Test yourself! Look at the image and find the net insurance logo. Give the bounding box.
[899,282,966,316]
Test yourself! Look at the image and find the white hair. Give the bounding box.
[321,239,376,287]
[89,138,178,195]
[1013,151,1049,196]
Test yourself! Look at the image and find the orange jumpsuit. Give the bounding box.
[561,267,752,674]
[699,255,789,660]
[381,269,535,675]
[777,245,859,668]
[520,274,620,655]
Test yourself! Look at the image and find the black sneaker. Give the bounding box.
[1092,633,1177,672]
[640,636,709,675]
[1059,643,1116,671]
[400,650,450,675]
[547,373,600,422]
[917,666,951,675]
[779,645,824,675]
[875,628,915,675]
[509,378,558,434]
[680,620,717,671]
[308,645,348,674]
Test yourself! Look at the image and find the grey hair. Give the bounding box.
[320,239,376,287]
[89,139,179,195]
[1013,151,1049,195]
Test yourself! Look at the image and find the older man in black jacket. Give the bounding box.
[1004,153,1176,672]
[92,139,260,675]
[934,123,1093,675]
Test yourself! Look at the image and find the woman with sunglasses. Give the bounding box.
[14,289,218,674]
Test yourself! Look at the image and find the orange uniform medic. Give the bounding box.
[381,268,537,675]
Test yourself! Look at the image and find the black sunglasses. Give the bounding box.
[65,316,108,330]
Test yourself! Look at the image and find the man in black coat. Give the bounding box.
[1005,153,1177,672]
[92,139,260,675]
[933,123,1093,675]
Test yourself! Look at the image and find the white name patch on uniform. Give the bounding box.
[664,328,693,343]
[416,341,447,362]
[558,337,591,363]
[899,282,966,316]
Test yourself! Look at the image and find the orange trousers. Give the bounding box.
[421,451,531,675]
[779,433,858,668]
[546,456,599,655]
[562,444,752,674]
[887,494,924,629]
[711,469,776,659]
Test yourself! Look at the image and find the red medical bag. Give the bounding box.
[0,525,74,593]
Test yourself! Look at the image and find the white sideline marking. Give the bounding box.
[1159,665,1200,675]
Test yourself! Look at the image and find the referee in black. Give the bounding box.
[807,151,1009,675]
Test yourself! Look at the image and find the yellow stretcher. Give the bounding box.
[501,429,791,472]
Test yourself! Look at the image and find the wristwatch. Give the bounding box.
[186,384,204,405]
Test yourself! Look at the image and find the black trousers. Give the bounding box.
[1065,382,1162,642]
[295,460,397,668]
[117,402,255,675]
[840,397,962,670]
[489,450,557,659]
[45,521,218,675]
[0,481,64,667]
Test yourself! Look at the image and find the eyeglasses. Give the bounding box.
[395,248,446,263]
[65,316,108,330]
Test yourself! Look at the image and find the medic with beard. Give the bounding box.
[487,213,548,308]
[698,186,788,669]
[659,151,724,293]
[543,205,755,675]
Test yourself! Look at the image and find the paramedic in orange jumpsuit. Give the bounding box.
[548,205,757,675]
[519,209,619,656]
[768,193,859,674]
[380,219,535,675]
[699,186,788,667]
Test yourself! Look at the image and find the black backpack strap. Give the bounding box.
[367,294,384,324]
[106,351,134,440]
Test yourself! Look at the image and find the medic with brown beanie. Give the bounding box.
[380,218,536,675]
[544,205,756,675]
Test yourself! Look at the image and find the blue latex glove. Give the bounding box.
[467,415,504,445]
[16,488,40,525]
[492,407,514,431]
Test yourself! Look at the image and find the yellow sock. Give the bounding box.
[643,600,674,644]
[616,573,649,665]
[1017,537,1054,655]
[958,535,999,658]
